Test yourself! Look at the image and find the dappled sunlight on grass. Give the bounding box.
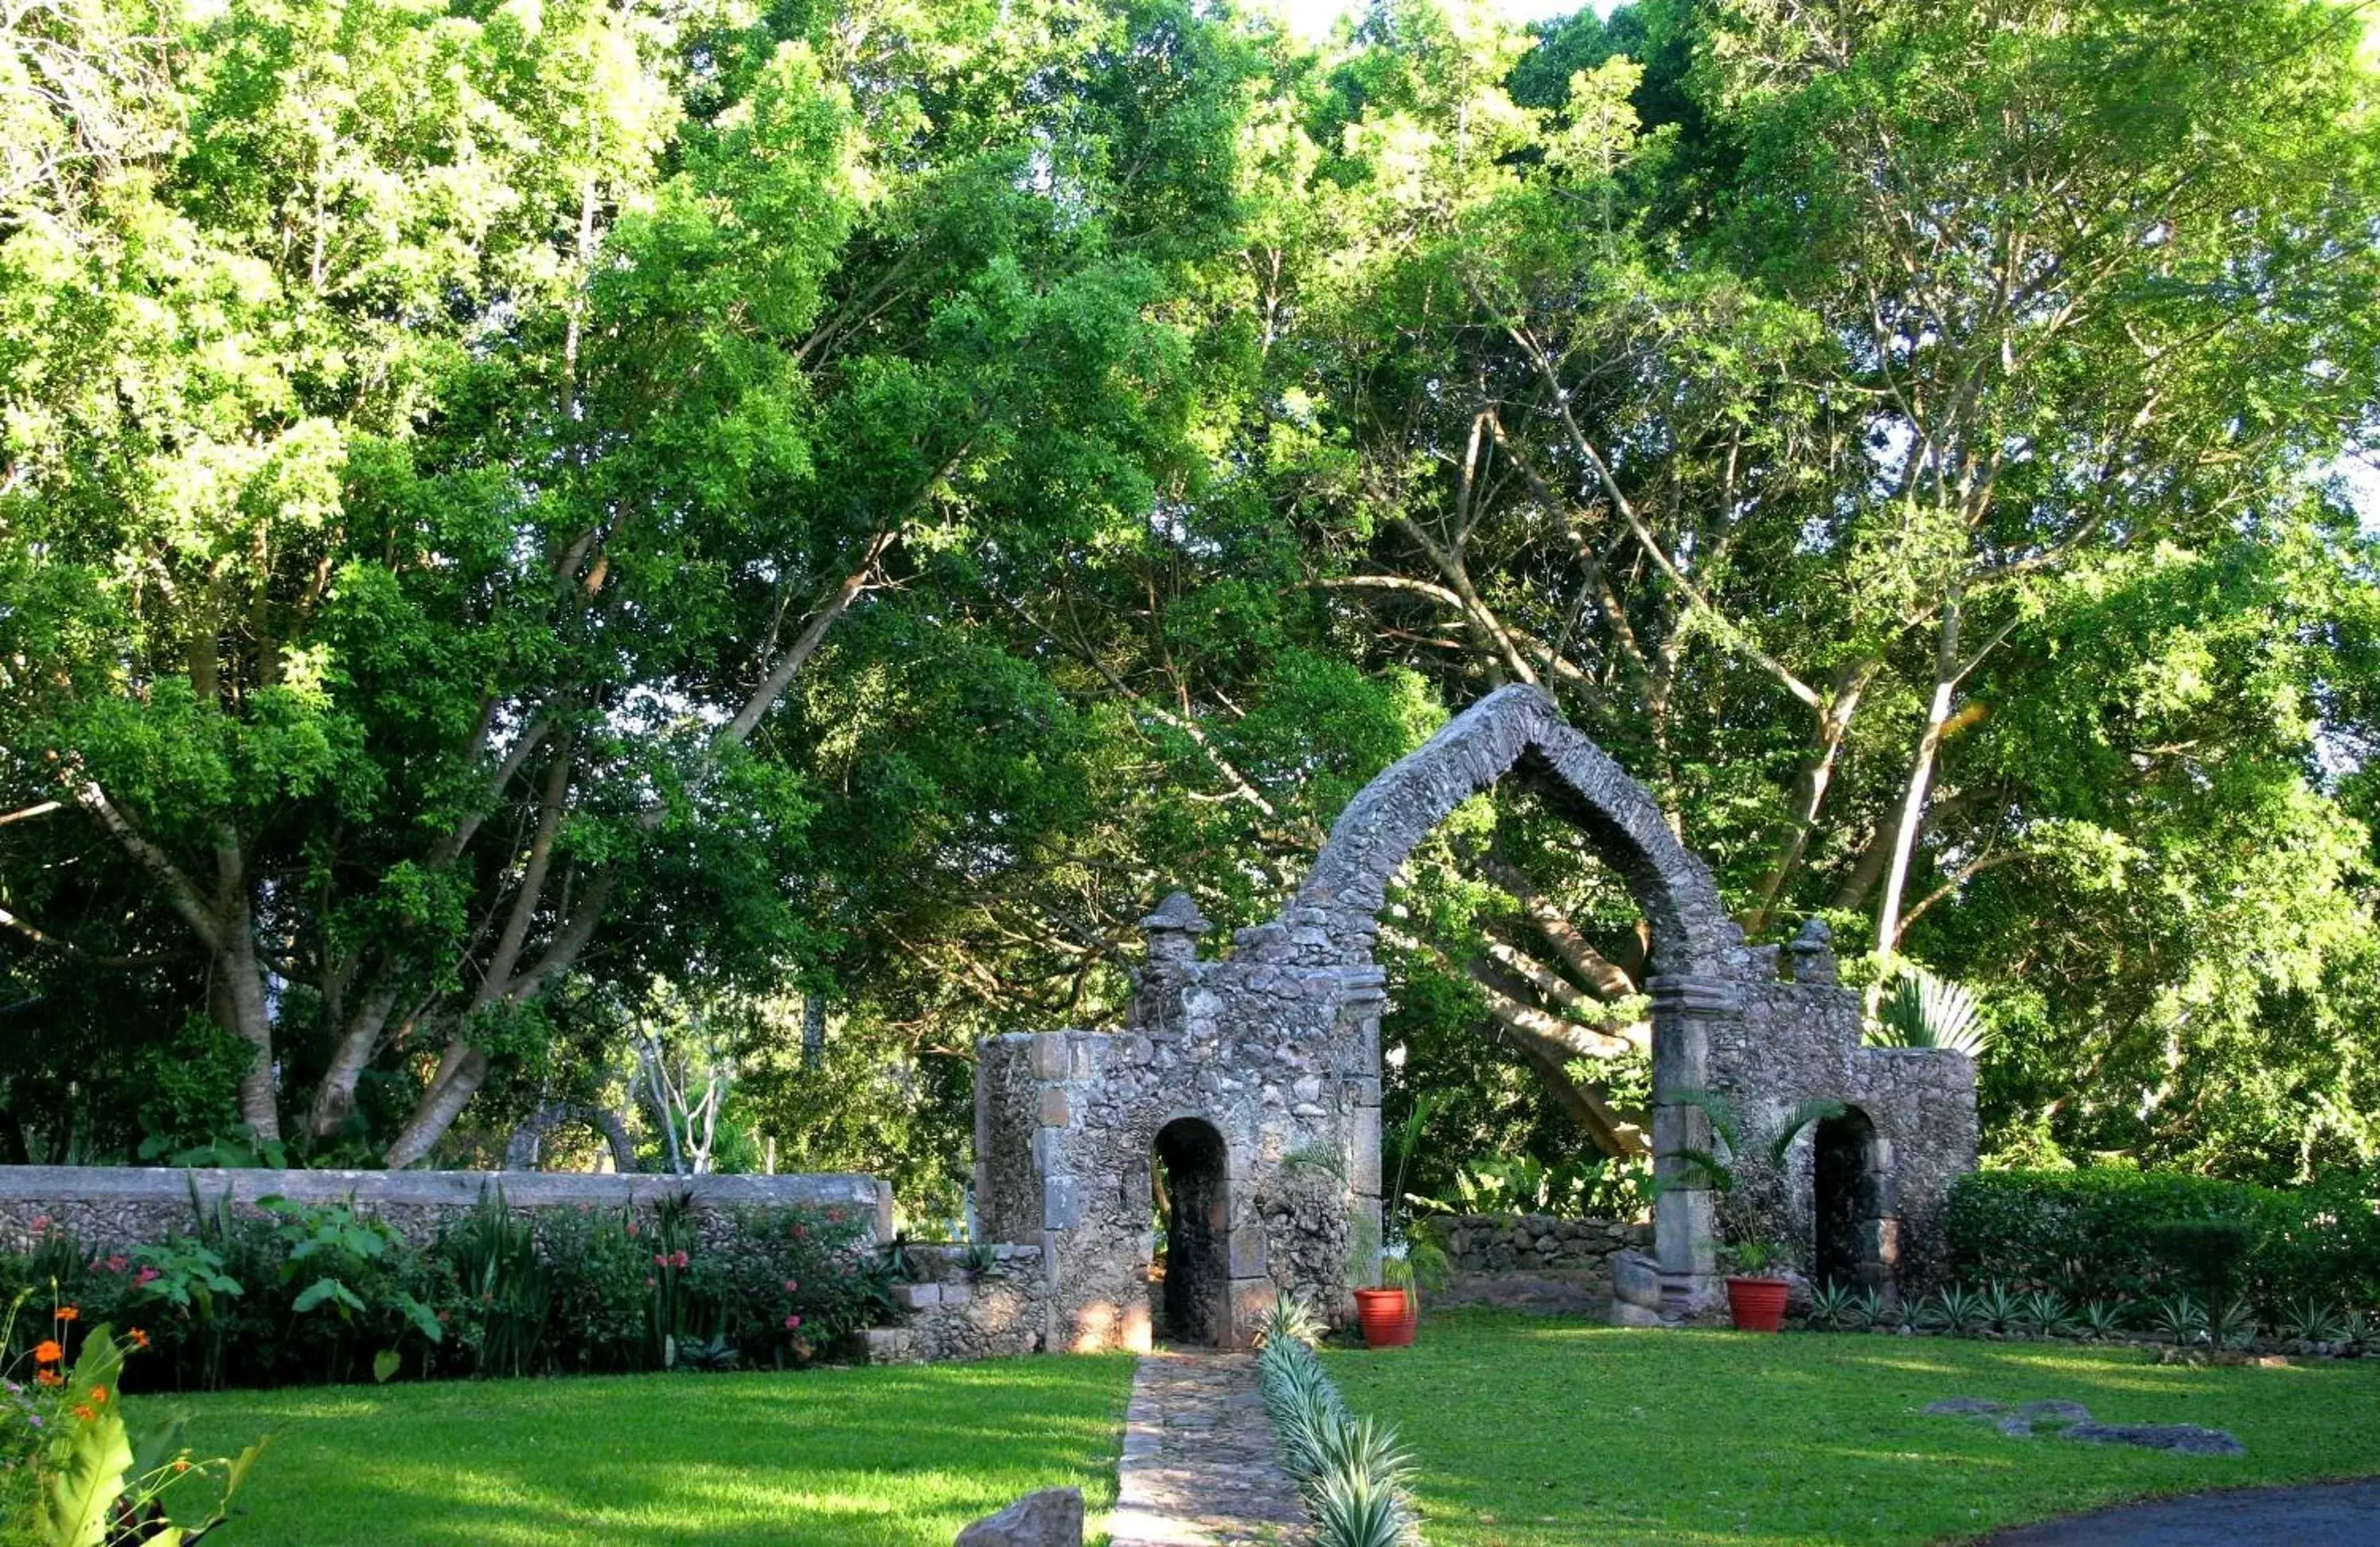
[1323,1311,2380,1546]
[135,1356,1137,1546]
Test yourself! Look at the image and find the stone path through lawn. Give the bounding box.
[1980,1479,2380,1545]
[1107,1348,1309,1547]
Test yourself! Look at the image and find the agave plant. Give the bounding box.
[2150,1292,2209,1347]
[1256,1292,1325,1351]
[2212,1296,2261,1351]
[2276,1296,2347,1348]
[1918,1284,1987,1335]
[1871,966,1993,1057]
[1311,1462,1412,1547]
[1852,1287,1894,1332]
[2077,1298,2128,1342]
[2015,1289,2074,1339]
[2343,1309,2374,1356]
[1976,1280,2023,1336]
[1806,1282,1860,1331]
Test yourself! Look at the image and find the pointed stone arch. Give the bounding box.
[1263,684,1750,1316]
[1276,684,1744,980]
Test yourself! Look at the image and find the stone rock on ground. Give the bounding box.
[1923,1397,2243,1456]
[2063,1422,2247,1457]
[954,1487,1084,1547]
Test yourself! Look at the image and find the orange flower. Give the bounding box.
[88,1386,108,1405]
[70,1405,95,1422]
[127,1328,150,1348]
[53,1306,78,1323]
[35,1370,62,1387]
[172,1459,191,1474]
[33,1339,63,1364]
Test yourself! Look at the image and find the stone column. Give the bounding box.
[1647,973,1744,1317]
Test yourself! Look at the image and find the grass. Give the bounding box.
[135,1355,1137,1546]
[1323,1308,2380,1546]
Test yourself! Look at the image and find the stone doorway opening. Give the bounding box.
[1813,1106,1894,1295]
[1152,1116,1231,1346]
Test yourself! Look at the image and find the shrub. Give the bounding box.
[1943,1167,2380,1316]
[2,1198,892,1393]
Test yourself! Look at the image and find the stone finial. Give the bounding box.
[1138,892,1211,964]
[1788,918,1838,985]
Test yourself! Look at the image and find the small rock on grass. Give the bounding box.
[954,1487,1084,1547]
[2062,1422,2246,1457]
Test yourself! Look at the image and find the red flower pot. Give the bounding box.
[1726,1276,1789,1333]
[1355,1287,1417,1347]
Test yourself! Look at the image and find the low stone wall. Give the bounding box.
[1430,1213,1646,1273]
[1419,1213,1647,1316]
[0,1165,892,1253]
[862,1242,1051,1363]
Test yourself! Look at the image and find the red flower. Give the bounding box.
[826,1207,845,1223]
[791,1225,806,1240]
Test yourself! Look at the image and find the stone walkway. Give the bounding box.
[1109,1349,1309,1547]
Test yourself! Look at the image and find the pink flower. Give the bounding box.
[671,1250,689,1269]
[105,1256,128,1273]
[653,1253,667,1268]
[625,1222,641,1238]
[791,1225,807,1240]
[782,1280,798,1294]
[783,1315,802,1331]
[134,1268,159,1287]
[29,1215,49,1233]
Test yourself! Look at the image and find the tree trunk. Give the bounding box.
[1748,661,1875,936]
[307,981,403,1138]
[1875,600,1963,958]
[382,1046,488,1169]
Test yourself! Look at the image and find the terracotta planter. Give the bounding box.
[1726,1276,1789,1333]
[1355,1287,1417,1347]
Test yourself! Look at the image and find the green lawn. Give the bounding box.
[135,1356,1137,1547]
[1325,1309,2380,1546]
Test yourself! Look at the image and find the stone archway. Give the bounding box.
[972,684,1973,1348]
[1268,684,1749,1316]
[1152,1116,1232,1346]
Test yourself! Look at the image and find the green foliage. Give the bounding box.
[1945,1167,2380,1314]
[1256,1334,1418,1547]
[0,1198,881,1393]
[1871,968,1993,1058]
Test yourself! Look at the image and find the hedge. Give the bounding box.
[1943,1166,2380,1312]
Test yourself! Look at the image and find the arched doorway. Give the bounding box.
[1152,1117,1231,1346]
[1813,1107,1894,1295]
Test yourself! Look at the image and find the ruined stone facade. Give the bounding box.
[976,684,1980,1346]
